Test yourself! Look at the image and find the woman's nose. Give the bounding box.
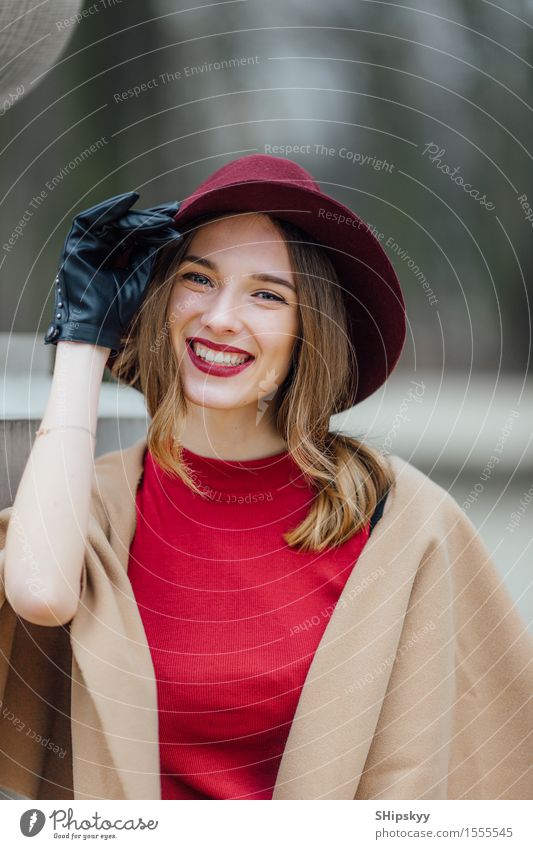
[200,286,244,334]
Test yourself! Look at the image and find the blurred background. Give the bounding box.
[0,0,531,627]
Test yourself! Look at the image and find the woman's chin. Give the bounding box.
[180,379,255,411]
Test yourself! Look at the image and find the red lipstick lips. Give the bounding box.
[186,336,253,356]
[186,337,255,378]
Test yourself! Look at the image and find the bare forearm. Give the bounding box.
[4,342,109,626]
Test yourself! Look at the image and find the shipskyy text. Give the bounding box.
[375,811,430,824]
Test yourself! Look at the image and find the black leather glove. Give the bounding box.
[44,191,182,352]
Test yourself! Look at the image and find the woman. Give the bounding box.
[0,155,531,801]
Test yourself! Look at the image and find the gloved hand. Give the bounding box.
[44,191,182,353]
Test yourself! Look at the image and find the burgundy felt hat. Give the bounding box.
[171,154,406,407]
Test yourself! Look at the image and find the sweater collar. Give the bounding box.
[150,444,306,495]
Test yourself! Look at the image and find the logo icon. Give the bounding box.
[256,368,279,424]
[20,809,46,836]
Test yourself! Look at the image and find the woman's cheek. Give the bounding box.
[167,290,197,326]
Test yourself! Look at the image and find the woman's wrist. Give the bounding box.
[55,339,111,359]
[40,341,108,433]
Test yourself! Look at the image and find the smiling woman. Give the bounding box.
[1,154,531,803]
[110,208,394,553]
[171,214,300,420]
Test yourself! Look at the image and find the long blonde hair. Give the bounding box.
[110,212,395,552]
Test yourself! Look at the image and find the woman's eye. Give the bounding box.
[182,272,212,287]
[254,291,287,303]
[181,273,286,303]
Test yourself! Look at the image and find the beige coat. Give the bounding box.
[0,437,531,800]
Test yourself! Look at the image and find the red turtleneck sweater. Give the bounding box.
[127,445,371,800]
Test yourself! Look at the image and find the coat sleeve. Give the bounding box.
[356,496,533,800]
[0,505,17,612]
[0,476,113,800]
[0,470,111,615]
[0,505,75,799]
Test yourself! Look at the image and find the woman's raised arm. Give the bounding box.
[3,191,181,627]
[4,341,109,626]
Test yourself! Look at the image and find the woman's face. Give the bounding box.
[167,213,300,412]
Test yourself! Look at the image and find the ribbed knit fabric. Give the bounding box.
[127,445,371,800]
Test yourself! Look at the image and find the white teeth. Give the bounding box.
[192,342,250,366]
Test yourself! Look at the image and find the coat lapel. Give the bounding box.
[75,439,425,800]
[69,437,161,800]
[272,455,430,798]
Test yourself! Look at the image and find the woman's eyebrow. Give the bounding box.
[182,254,295,292]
